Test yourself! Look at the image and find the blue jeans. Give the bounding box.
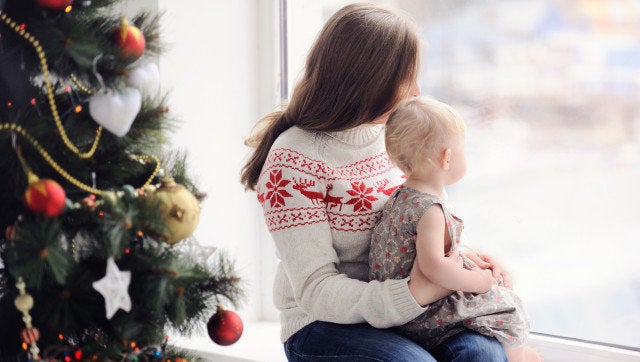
[284,321,507,361]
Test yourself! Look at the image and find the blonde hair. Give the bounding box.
[241,3,420,190]
[385,97,466,174]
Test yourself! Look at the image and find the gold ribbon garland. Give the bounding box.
[2,123,161,195]
[0,10,103,159]
[1,11,162,195]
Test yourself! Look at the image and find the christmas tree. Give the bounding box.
[0,0,243,360]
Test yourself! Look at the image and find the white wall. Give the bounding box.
[286,1,324,92]
[157,0,280,322]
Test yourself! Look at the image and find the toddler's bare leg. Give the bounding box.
[504,344,543,362]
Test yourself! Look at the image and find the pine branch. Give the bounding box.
[4,217,71,288]
[162,149,207,201]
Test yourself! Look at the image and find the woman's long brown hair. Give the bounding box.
[241,3,420,190]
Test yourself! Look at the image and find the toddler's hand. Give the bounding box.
[464,250,513,289]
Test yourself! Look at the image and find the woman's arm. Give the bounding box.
[275,228,425,327]
[415,205,493,294]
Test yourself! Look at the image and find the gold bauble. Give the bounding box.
[154,178,201,244]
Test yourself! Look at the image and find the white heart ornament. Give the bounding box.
[89,87,142,137]
[127,62,160,96]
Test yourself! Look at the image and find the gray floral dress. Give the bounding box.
[369,186,530,348]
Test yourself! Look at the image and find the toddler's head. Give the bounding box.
[385,97,466,174]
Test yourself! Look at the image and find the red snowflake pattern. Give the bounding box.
[345,182,378,212]
[265,170,292,208]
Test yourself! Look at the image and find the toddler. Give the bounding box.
[370,97,542,361]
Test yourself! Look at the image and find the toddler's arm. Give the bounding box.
[415,204,493,294]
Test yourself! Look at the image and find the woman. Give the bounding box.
[241,3,510,361]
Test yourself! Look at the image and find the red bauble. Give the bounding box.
[35,0,73,10]
[24,178,66,217]
[20,327,40,344]
[113,17,146,60]
[5,225,16,241]
[207,306,243,346]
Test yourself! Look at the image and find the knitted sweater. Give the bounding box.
[255,123,428,342]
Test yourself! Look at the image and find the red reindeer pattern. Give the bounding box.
[292,178,392,211]
[260,149,401,231]
[374,179,400,196]
[292,178,325,205]
[291,179,345,211]
[324,184,343,211]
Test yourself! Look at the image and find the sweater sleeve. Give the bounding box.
[257,146,426,328]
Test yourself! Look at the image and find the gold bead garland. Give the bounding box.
[1,123,161,195]
[70,74,94,95]
[0,10,103,159]
[1,12,161,195]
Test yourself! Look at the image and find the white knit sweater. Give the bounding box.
[255,123,427,342]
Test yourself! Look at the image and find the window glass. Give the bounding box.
[289,0,640,348]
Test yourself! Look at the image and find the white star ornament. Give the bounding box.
[92,257,132,319]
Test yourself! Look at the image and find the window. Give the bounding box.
[286,0,640,350]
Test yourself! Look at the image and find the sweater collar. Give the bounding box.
[323,123,384,146]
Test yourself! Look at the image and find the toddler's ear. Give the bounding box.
[440,148,452,170]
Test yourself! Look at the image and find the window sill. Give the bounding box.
[173,321,286,361]
[528,333,640,362]
[175,322,640,362]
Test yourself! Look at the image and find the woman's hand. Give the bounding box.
[463,251,512,289]
[474,268,495,294]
